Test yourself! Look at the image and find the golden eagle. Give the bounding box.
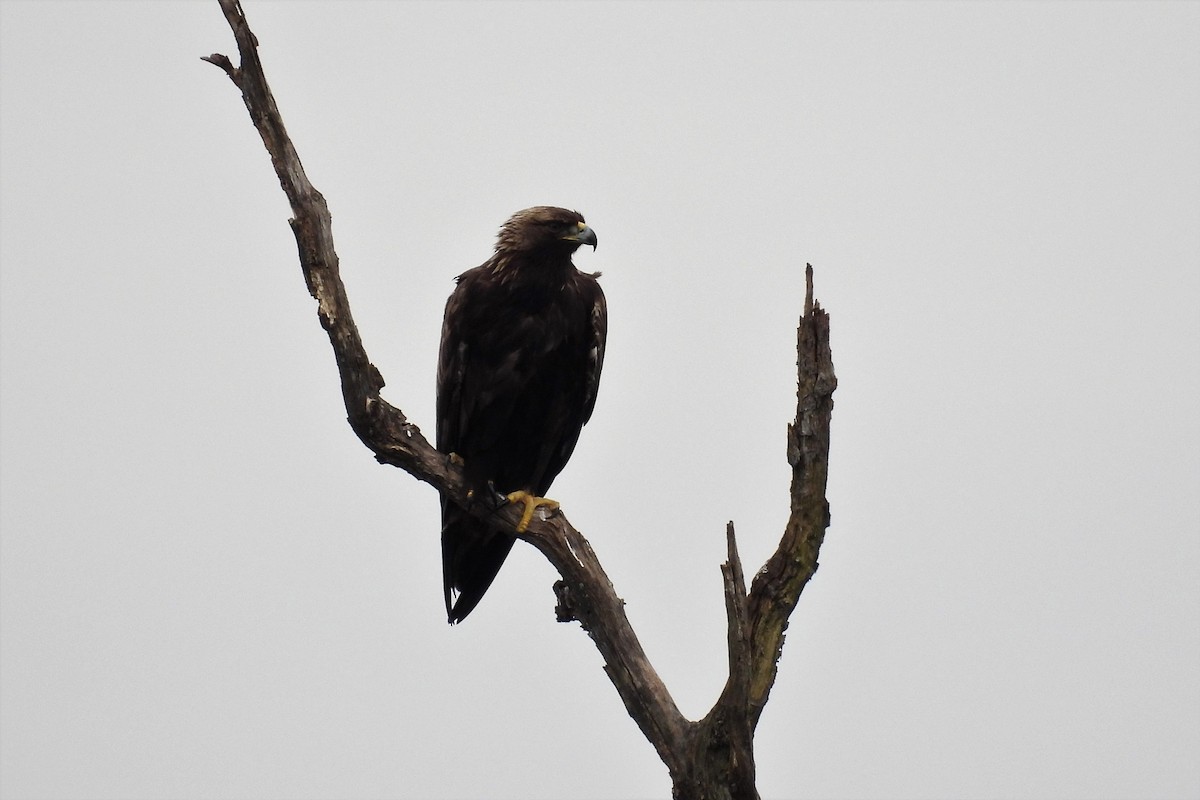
[437,207,605,623]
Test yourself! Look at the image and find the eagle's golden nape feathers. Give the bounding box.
[494,206,596,255]
[505,490,560,533]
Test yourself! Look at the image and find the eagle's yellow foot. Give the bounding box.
[505,490,560,532]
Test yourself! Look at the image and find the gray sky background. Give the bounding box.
[2,2,1198,799]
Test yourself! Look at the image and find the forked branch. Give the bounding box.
[205,2,834,795]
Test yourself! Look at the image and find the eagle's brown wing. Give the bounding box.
[436,230,605,623]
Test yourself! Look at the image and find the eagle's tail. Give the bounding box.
[441,499,516,624]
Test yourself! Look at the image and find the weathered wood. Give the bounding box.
[205,2,835,795]
[746,264,837,729]
[202,0,688,775]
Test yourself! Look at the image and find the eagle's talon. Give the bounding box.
[505,490,560,533]
[448,452,465,467]
[463,480,508,511]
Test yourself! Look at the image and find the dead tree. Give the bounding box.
[204,2,836,797]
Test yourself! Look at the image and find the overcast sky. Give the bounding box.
[2,2,1198,799]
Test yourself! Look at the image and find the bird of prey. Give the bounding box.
[437,206,606,624]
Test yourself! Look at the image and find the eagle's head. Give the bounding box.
[495,206,598,256]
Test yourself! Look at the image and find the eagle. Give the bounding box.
[437,206,606,624]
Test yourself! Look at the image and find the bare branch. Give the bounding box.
[204,0,689,774]
[721,521,751,710]
[745,263,837,727]
[200,52,238,83]
[206,2,834,793]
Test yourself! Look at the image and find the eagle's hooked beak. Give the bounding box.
[563,222,598,251]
